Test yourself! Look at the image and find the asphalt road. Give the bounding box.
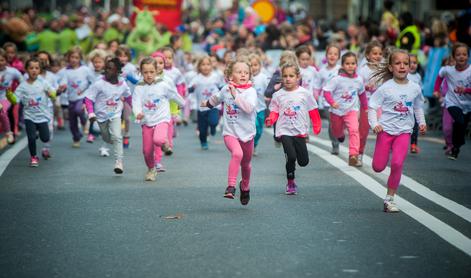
[0,121,470,278]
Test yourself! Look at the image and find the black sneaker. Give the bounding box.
[448,147,459,160]
[224,186,236,199]
[239,182,250,206]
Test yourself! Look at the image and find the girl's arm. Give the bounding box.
[414,93,427,134]
[433,75,444,97]
[264,70,281,99]
[265,111,279,127]
[132,88,144,120]
[323,91,339,108]
[233,88,256,114]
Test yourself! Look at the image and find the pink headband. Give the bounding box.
[151,51,170,69]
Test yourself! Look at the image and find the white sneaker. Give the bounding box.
[155,163,166,172]
[384,200,400,213]
[114,160,123,174]
[145,168,157,181]
[99,147,110,157]
[356,154,363,167]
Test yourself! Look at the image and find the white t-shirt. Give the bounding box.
[318,64,340,108]
[62,65,95,102]
[165,67,186,86]
[189,72,224,112]
[438,65,471,113]
[358,64,377,99]
[0,66,23,100]
[369,79,424,135]
[252,72,269,112]
[15,78,54,123]
[86,77,131,123]
[322,74,365,116]
[269,86,318,137]
[300,66,321,94]
[407,72,422,87]
[132,78,184,127]
[209,85,257,142]
[121,62,139,93]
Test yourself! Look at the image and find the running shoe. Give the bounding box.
[348,155,359,166]
[224,186,236,199]
[201,142,209,150]
[285,182,297,195]
[239,182,250,205]
[145,168,157,181]
[384,200,400,213]
[155,163,166,172]
[41,148,51,160]
[410,143,419,154]
[99,147,110,157]
[29,156,39,167]
[87,133,95,143]
[114,160,124,174]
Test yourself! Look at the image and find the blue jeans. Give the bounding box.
[197,109,220,144]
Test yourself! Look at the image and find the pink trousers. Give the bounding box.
[0,99,11,133]
[142,122,169,169]
[330,111,359,155]
[224,135,254,191]
[154,118,174,164]
[372,132,410,190]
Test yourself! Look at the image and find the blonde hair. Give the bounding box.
[248,53,262,65]
[196,55,212,74]
[280,50,297,64]
[325,43,341,57]
[88,49,108,62]
[280,61,300,76]
[371,49,409,85]
[224,57,252,81]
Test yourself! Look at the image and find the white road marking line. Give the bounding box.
[305,141,471,256]
[266,129,471,256]
[310,135,471,223]
[0,137,27,177]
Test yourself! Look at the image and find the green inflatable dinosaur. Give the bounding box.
[126,7,166,59]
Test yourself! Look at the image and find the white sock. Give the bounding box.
[384,195,394,202]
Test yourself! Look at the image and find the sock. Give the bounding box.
[384,195,394,202]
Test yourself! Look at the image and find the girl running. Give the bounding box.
[0,49,23,144]
[7,58,56,167]
[369,49,426,213]
[189,55,224,150]
[433,42,470,160]
[318,44,342,154]
[84,57,131,174]
[265,62,321,195]
[357,41,383,162]
[133,57,184,181]
[407,53,423,154]
[62,47,95,148]
[323,52,366,166]
[201,58,257,205]
[296,45,321,100]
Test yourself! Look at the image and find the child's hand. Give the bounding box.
[454,86,465,94]
[419,124,427,135]
[135,113,144,120]
[88,112,96,121]
[200,100,208,108]
[274,83,282,91]
[331,102,340,109]
[58,84,67,93]
[265,118,272,127]
[373,125,383,134]
[433,91,441,98]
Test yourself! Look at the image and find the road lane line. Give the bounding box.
[310,135,471,223]
[0,137,27,177]
[266,129,471,256]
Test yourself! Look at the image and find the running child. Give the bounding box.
[201,58,257,205]
[0,48,23,144]
[318,43,342,154]
[7,58,56,167]
[368,49,426,212]
[61,47,95,147]
[133,57,184,181]
[265,61,321,195]
[84,57,131,174]
[407,53,423,154]
[323,52,366,166]
[433,42,470,160]
[357,41,383,162]
[189,55,224,150]
[296,45,321,100]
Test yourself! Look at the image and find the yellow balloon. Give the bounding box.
[252,0,276,23]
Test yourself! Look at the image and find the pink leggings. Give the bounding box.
[224,135,254,191]
[154,118,174,164]
[372,132,410,190]
[442,107,453,148]
[330,111,359,155]
[142,122,169,169]
[0,99,11,133]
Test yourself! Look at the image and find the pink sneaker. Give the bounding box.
[87,134,95,143]
[41,148,51,160]
[29,156,39,167]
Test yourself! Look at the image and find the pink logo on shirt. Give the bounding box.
[226,103,239,118]
[144,99,160,110]
[202,89,213,98]
[393,102,409,113]
[284,105,300,118]
[28,96,41,107]
[341,91,355,102]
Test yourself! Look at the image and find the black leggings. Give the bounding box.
[25,119,50,157]
[447,106,470,149]
[281,135,309,180]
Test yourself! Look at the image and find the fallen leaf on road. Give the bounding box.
[162,213,184,220]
